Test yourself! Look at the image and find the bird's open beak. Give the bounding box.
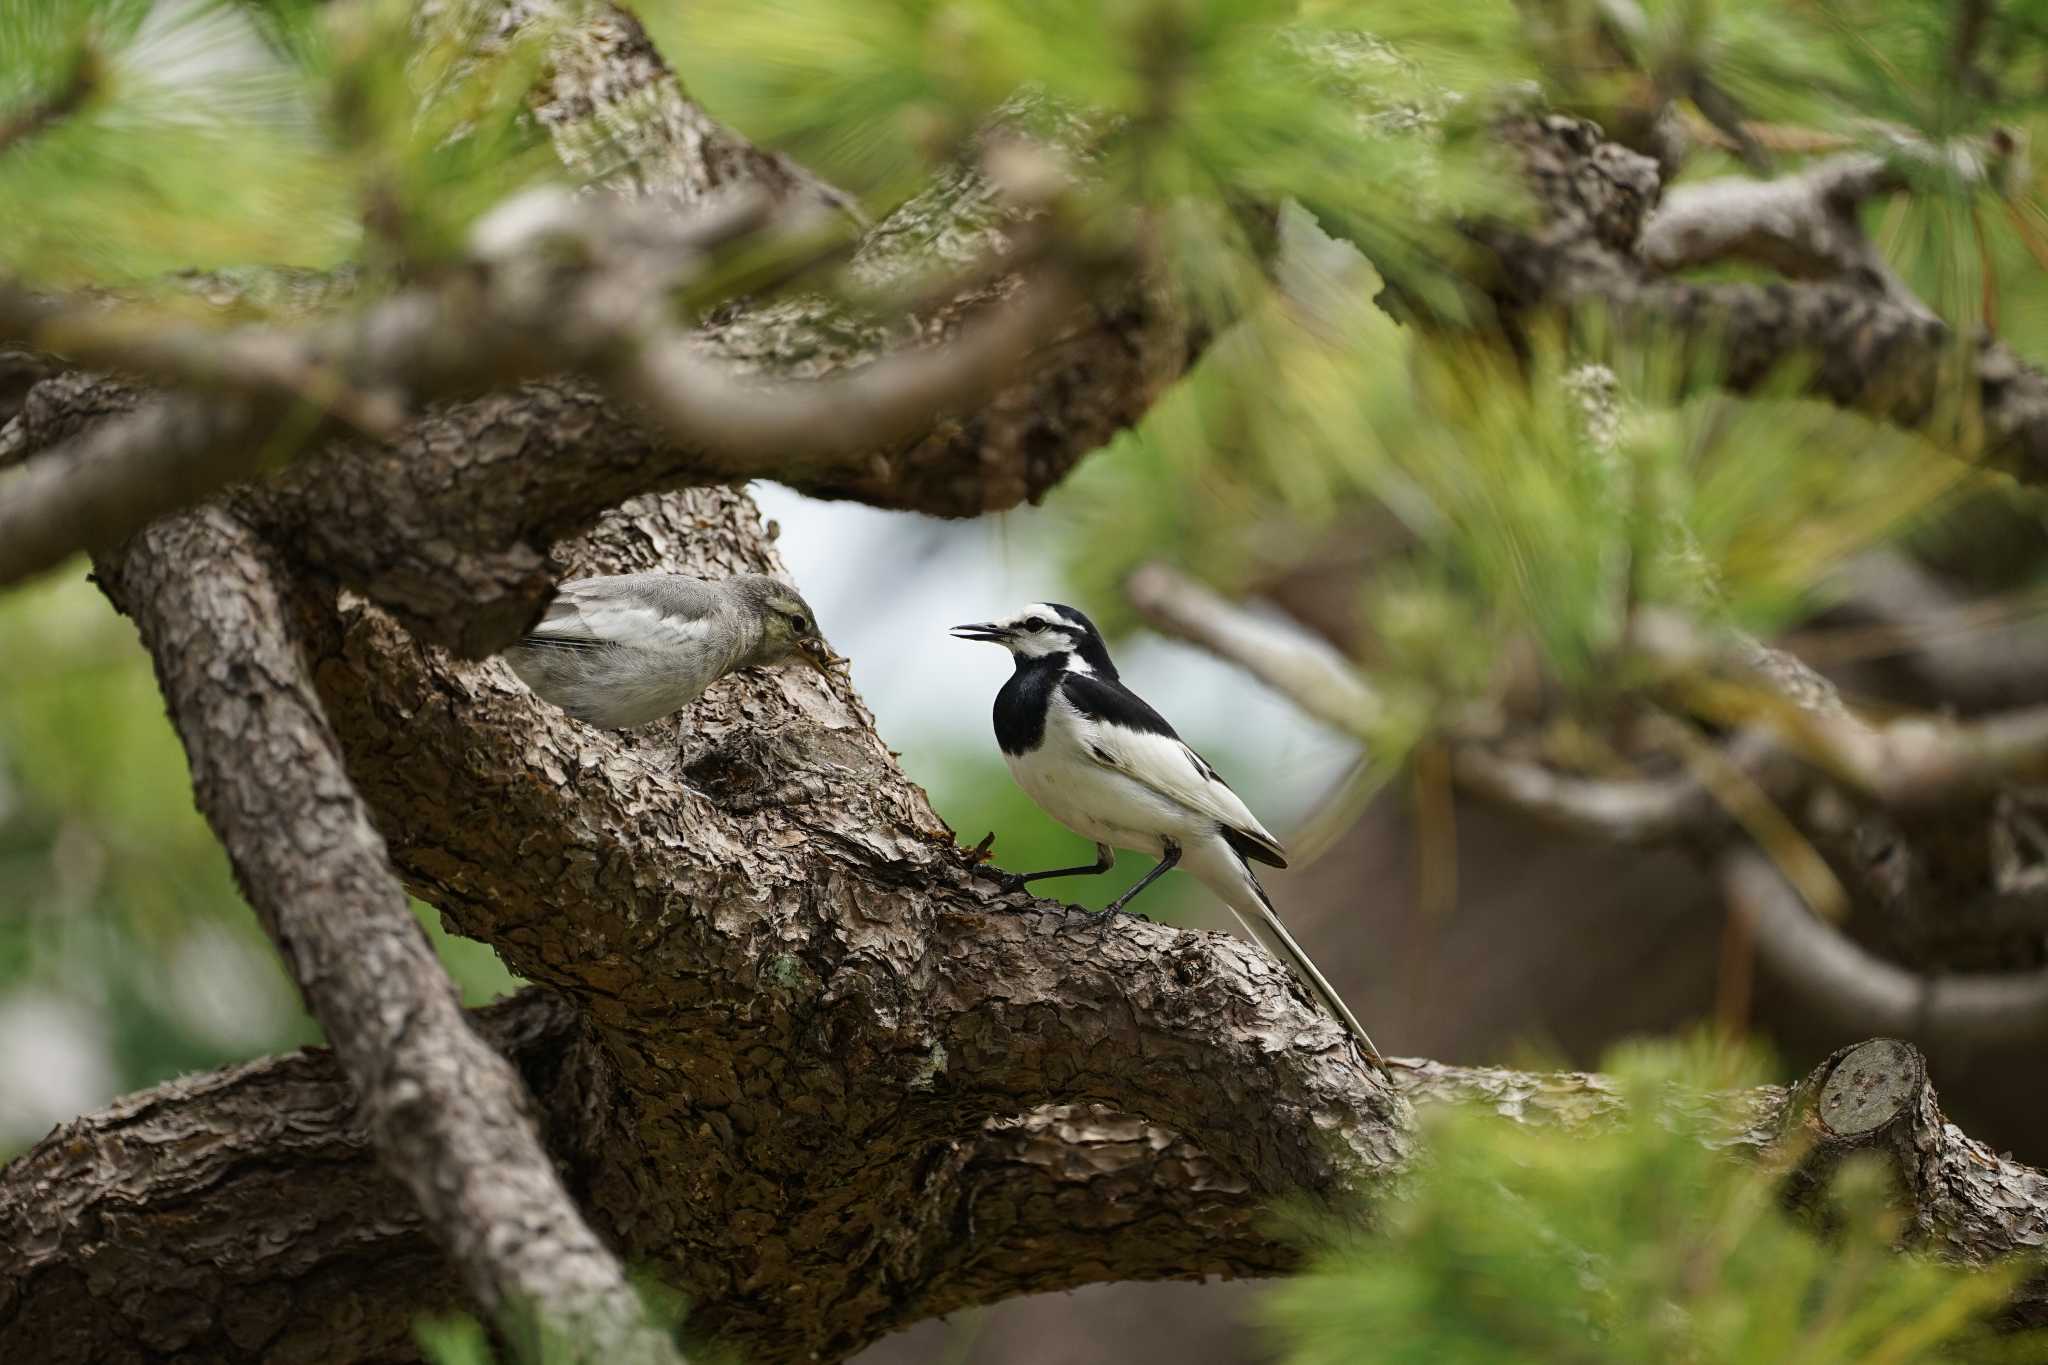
[950,622,1008,643]
[796,637,835,676]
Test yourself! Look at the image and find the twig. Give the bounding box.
[1638,153,1932,318]
[1124,562,1383,735]
[1640,610,2048,808]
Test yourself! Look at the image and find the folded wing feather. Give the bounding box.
[524,574,723,651]
[1061,672,1288,868]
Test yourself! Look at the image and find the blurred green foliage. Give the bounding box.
[0,0,352,282]
[1267,1037,2037,1365]
[639,0,1517,322]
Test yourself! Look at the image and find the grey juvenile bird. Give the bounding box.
[953,601,1382,1064]
[504,572,830,729]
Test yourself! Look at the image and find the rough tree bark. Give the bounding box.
[7,6,2048,1364]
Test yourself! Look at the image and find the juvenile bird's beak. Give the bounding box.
[796,637,835,675]
[950,622,1008,643]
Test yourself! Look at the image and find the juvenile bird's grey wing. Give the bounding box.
[522,574,724,651]
[1059,672,1287,867]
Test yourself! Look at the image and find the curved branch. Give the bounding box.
[91,509,681,1363]
[1448,743,1730,845]
[1724,851,2048,1046]
[1810,549,2048,712]
[1125,562,1382,735]
[0,192,1105,595]
[1641,609,2048,809]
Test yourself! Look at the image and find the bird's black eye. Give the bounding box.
[1023,616,1047,631]
[789,614,809,634]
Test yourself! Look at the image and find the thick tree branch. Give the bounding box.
[237,483,1399,1358]
[91,508,681,1363]
[0,991,589,1362]
[10,1009,2048,1360]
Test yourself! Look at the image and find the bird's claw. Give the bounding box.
[993,870,1029,895]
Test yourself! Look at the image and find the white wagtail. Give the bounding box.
[952,602,1382,1063]
[503,572,831,729]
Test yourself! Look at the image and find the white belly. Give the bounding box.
[1005,739,1192,857]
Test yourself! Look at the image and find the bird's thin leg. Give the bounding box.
[998,843,1115,893]
[1102,841,1180,917]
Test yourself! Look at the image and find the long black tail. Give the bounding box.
[1227,872,1384,1066]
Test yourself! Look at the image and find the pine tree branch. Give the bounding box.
[1485,116,2048,482]
[1637,609,2048,809]
[0,189,1102,592]
[90,507,684,1365]
[1124,561,1769,844]
[9,998,2047,1361]
[1637,153,1930,315]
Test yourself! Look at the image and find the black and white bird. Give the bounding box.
[952,602,1381,1062]
[503,572,831,729]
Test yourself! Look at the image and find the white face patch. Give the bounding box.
[994,603,1084,664]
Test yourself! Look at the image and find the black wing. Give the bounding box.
[1057,670,1178,740]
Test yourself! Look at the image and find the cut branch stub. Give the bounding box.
[1768,1033,2048,1305]
[1813,1037,1925,1140]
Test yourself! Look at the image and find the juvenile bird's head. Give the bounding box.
[731,574,833,676]
[950,602,1117,677]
